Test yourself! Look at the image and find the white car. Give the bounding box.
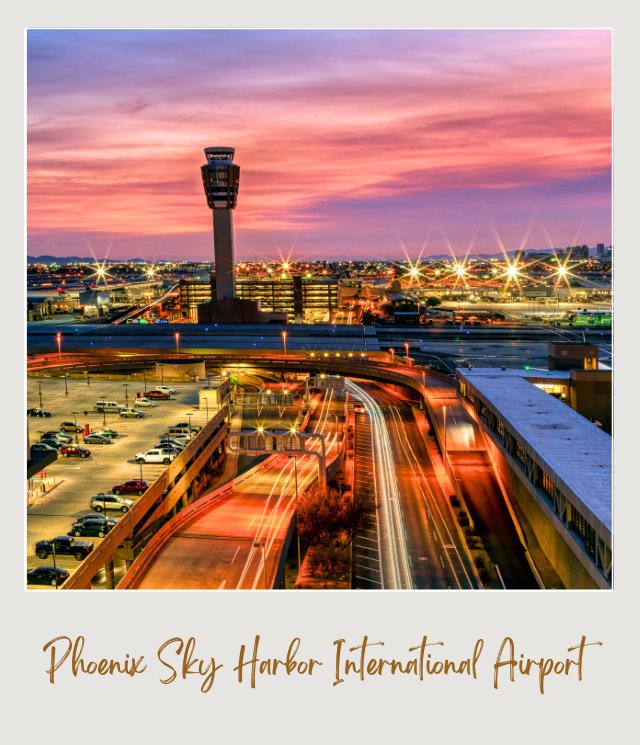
[135,448,176,465]
[154,385,177,395]
[134,397,158,407]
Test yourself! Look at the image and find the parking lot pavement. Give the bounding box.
[26,377,212,585]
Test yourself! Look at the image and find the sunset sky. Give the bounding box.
[27,29,612,261]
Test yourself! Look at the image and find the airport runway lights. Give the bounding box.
[201,146,240,301]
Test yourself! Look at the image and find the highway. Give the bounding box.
[345,379,413,589]
[127,389,341,589]
[356,382,476,589]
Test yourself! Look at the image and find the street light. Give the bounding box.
[123,383,129,407]
[404,342,410,360]
[56,332,62,357]
[186,412,193,435]
[71,411,80,443]
[138,461,144,481]
[52,540,59,590]
[282,330,288,357]
[38,382,43,409]
[253,541,268,589]
[85,370,91,386]
[292,452,301,573]
[159,364,164,386]
[63,373,69,396]
[175,332,180,355]
[143,371,147,393]
[443,404,448,459]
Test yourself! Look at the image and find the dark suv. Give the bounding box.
[68,519,114,538]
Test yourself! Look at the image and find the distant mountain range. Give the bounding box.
[27,249,585,265]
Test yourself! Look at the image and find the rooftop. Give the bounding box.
[457,367,611,533]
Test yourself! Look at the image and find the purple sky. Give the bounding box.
[27,29,612,261]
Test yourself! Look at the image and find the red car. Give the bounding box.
[60,445,91,458]
[112,479,149,496]
[142,390,171,400]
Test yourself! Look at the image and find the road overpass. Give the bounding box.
[28,339,610,590]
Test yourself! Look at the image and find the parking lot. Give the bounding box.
[26,376,211,588]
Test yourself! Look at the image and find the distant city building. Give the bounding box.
[566,245,590,260]
[596,243,606,257]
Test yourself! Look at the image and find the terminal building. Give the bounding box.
[456,366,611,589]
[179,275,339,323]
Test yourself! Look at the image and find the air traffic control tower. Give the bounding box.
[201,147,240,301]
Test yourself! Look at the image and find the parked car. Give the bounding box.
[68,519,114,538]
[135,448,176,465]
[27,408,52,418]
[41,430,72,444]
[168,431,193,443]
[165,426,192,438]
[133,397,157,407]
[174,422,202,433]
[59,421,84,433]
[112,479,148,496]
[27,566,70,587]
[83,433,111,445]
[39,437,66,450]
[30,442,58,457]
[158,437,185,450]
[93,427,119,439]
[90,493,135,513]
[152,445,182,456]
[119,408,145,418]
[34,536,94,561]
[60,445,91,458]
[73,513,117,527]
[94,400,126,413]
[144,390,171,400]
[153,385,177,395]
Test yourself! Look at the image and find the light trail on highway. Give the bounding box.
[345,379,413,589]
[237,387,338,589]
[387,404,474,589]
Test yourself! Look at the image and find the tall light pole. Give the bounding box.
[139,461,144,481]
[159,364,164,386]
[293,454,301,573]
[404,341,410,360]
[143,370,147,393]
[123,383,129,407]
[175,332,180,355]
[85,369,91,386]
[253,541,268,589]
[186,411,193,434]
[52,540,59,590]
[282,330,288,358]
[71,411,79,444]
[56,332,62,357]
[38,382,43,409]
[63,373,68,396]
[443,404,448,460]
